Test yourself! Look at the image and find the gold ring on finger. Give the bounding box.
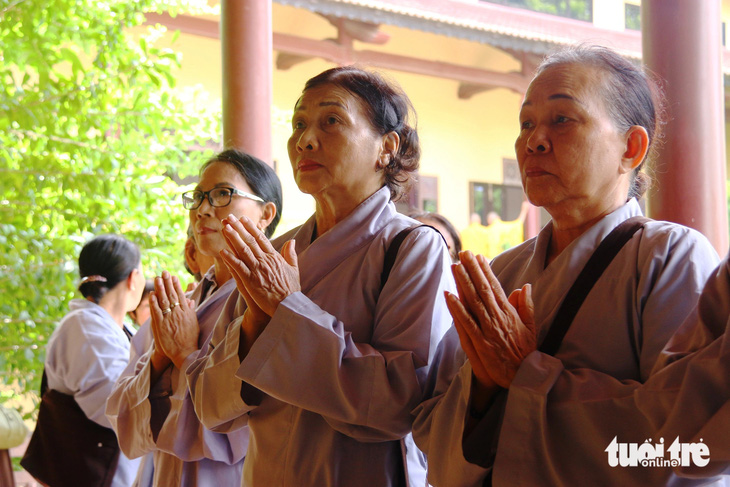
[171,302,180,308]
[161,307,172,315]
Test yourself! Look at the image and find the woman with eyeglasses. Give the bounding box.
[106,149,282,487]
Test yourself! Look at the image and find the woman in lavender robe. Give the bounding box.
[105,150,281,486]
[412,45,723,486]
[186,66,454,487]
[41,234,146,487]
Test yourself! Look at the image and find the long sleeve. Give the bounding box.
[636,254,730,478]
[493,254,730,484]
[412,203,722,486]
[634,224,721,379]
[192,229,452,439]
[187,290,253,434]
[235,229,452,441]
[73,330,131,427]
[44,301,142,487]
[107,276,248,485]
[412,328,490,486]
[106,325,170,458]
[495,235,718,485]
[45,304,132,428]
[189,194,457,486]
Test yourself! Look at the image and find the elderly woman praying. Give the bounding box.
[412,45,722,487]
[187,66,454,487]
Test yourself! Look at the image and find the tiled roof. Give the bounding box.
[275,0,643,58]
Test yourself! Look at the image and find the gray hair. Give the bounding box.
[536,45,663,199]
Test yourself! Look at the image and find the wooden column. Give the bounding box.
[221,0,272,164]
[643,0,728,253]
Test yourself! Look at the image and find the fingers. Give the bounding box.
[451,263,468,304]
[445,292,494,388]
[281,239,298,268]
[220,247,252,295]
[222,221,260,269]
[445,292,483,363]
[161,271,181,310]
[520,284,533,313]
[507,289,520,311]
[519,283,536,330]
[170,274,187,308]
[235,214,277,254]
[148,293,165,348]
[149,293,162,327]
[155,271,185,316]
[477,254,511,310]
[154,275,170,311]
[507,285,535,330]
[222,214,273,262]
[458,251,500,317]
[451,260,492,327]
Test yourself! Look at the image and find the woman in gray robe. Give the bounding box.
[185,66,454,487]
[412,45,722,486]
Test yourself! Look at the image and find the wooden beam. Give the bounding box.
[145,12,219,39]
[273,32,531,93]
[145,12,530,94]
[458,83,497,99]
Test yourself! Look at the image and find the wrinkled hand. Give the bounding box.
[508,285,535,328]
[236,275,271,356]
[446,251,536,390]
[149,271,199,370]
[220,214,301,317]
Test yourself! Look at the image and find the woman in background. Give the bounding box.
[39,234,145,487]
[409,210,462,263]
[127,279,154,327]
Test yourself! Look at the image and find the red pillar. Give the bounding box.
[642,0,728,254]
[221,0,272,164]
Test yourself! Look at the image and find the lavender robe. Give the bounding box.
[635,252,730,479]
[45,299,141,487]
[413,199,722,486]
[187,186,454,487]
[106,272,246,487]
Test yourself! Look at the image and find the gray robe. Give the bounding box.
[413,199,722,486]
[106,272,246,487]
[634,252,730,479]
[187,186,454,487]
[45,299,142,487]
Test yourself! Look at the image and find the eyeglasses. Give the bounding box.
[181,187,264,210]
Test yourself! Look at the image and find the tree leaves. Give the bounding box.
[0,0,221,416]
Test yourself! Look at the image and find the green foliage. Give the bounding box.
[625,3,641,31]
[0,0,221,417]
[484,0,592,22]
